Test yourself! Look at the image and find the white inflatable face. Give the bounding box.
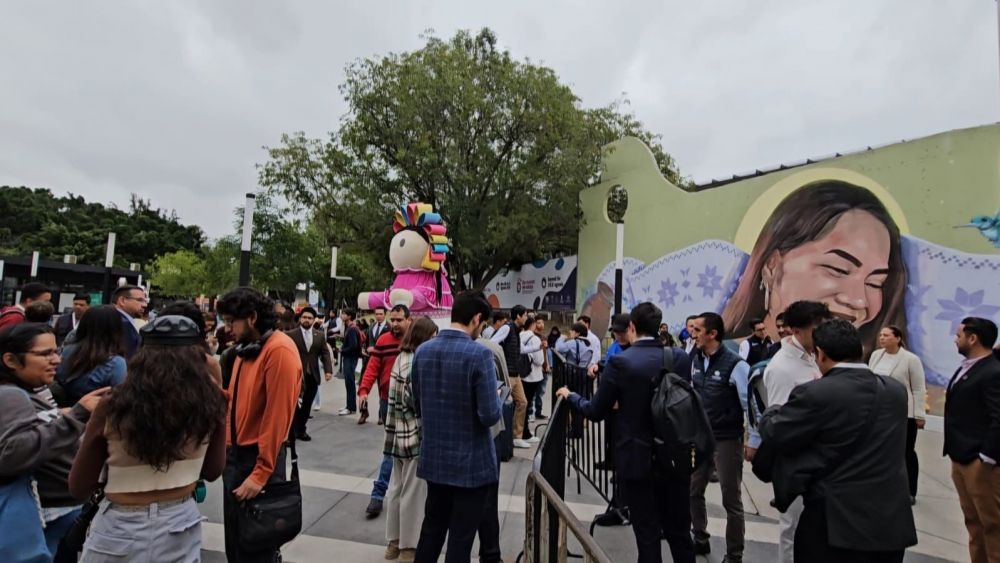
[390,229,429,270]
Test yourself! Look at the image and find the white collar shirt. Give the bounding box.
[762,335,820,407]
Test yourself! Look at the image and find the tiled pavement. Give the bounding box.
[200,376,969,562]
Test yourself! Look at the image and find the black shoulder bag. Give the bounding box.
[231,361,303,552]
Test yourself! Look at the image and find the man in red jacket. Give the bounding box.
[358,304,411,519]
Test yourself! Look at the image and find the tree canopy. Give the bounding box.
[259,28,686,291]
[0,186,205,268]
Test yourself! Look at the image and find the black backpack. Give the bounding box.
[650,348,716,474]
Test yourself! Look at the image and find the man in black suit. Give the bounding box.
[557,302,695,563]
[755,319,916,563]
[287,306,334,441]
[944,317,1000,563]
[111,285,145,359]
[365,306,389,423]
[55,293,90,345]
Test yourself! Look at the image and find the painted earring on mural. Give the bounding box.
[760,279,771,310]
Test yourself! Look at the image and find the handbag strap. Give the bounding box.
[229,356,300,484]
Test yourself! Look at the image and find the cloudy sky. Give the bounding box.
[2,1,996,238]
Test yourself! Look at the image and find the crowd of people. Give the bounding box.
[1,279,999,563]
[556,301,1000,563]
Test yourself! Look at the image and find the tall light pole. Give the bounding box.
[614,221,624,316]
[0,259,5,305]
[30,251,40,280]
[102,233,116,304]
[239,193,256,286]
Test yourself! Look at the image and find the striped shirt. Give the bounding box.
[384,352,421,459]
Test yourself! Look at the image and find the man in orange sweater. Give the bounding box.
[217,287,303,563]
[358,304,411,518]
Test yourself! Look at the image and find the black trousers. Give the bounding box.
[905,417,919,497]
[476,481,502,563]
[293,376,319,437]
[223,445,288,563]
[621,470,695,563]
[415,481,497,563]
[795,501,904,563]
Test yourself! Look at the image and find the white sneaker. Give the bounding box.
[312,404,321,411]
[527,436,541,444]
[338,408,355,416]
[513,439,532,449]
[528,414,536,422]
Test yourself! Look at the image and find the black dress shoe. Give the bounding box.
[535,413,548,420]
[296,433,312,442]
[593,460,615,471]
[377,417,385,426]
[366,498,383,519]
[592,507,629,527]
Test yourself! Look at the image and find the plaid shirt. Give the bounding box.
[384,351,421,459]
[412,329,502,487]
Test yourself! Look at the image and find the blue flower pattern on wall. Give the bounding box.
[697,265,723,299]
[658,278,678,308]
[935,288,1000,334]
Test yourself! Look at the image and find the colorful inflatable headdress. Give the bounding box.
[393,203,450,271]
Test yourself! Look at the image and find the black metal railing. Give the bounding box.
[521,396,611,563]
[548,356,618,514]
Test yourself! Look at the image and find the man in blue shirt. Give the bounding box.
[412,291,502,563]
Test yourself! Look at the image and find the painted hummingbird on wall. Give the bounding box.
[955,209,1000,248]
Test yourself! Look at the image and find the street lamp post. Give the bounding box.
[329,245,339,309]
[239,193,256,286]
[30,251,40,280]
[102,233,116,304]
[614,221,624,316]
[0,260,5,306]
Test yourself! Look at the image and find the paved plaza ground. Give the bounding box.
[199,374,970,562]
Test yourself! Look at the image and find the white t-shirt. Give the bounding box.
[520,331,545,383]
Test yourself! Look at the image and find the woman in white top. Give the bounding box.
[518,317,545,448]
[868,325,926,503]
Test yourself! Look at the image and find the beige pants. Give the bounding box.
[509,376,528,439]
[952,459,1000,563]
[385,457,427,550]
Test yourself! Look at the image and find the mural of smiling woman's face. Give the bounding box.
[762,209,891,331]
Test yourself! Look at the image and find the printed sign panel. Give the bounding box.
[483,256,577,311]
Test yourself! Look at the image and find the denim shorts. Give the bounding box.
[81,497,203,562]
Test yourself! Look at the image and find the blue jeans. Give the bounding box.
[371,453,393,501]
[342,356,358,411]
[531,370,549,416]
[45,507,81,558]
[378,398,388,421]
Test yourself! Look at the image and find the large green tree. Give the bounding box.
[259,28,686,291]
[0,187,205,268]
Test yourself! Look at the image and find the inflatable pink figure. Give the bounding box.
[358,203,453,312]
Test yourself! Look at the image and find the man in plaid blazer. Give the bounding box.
[411,291,502,562]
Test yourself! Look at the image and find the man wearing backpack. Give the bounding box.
[556,302,696,563]
[489,305,537,449]
[689,312,750,563]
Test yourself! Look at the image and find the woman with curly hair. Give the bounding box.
[68,316,228,562]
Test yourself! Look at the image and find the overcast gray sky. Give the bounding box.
[2,1,996,238]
